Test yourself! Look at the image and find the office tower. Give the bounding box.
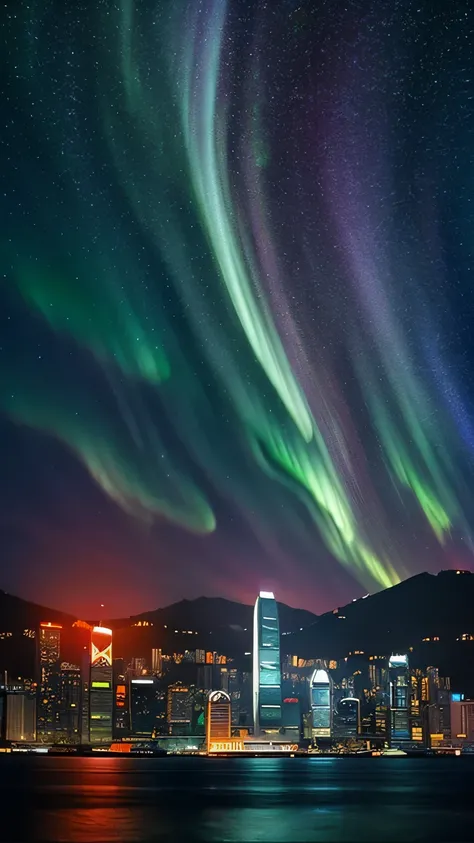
[451,699,474,742]
[80,644,91,744]
[310,668,332,740]
[89,626,113,744]
[220,668,242,726]
[388,654,410,745]
[196,649,206,664]
[113,658,129,737]
[58,663,81,743]
[197,663,217,692]
[167,683,194,735]
[253,591,282,735]
[5,690,36,742]
[130,679,158,736]
[37,622,62,743]
[206,690,231,750]
[282,696,301,739]
[151,649,163,674]
[409,669,425,744]
[333,693,359,741]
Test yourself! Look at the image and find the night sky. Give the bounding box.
[2,0,474,618]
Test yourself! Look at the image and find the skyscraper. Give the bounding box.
[130,679,157,736]
[451,699,474,743]
[388,654,410,745]
[253,591,282,735]
[37,622,62,743]
[89,626,113,744]
[5,691,36,742]
[206,690,231,750]
[58,663,81,743]
[333,695,359,741]
[113,658,129,737]
[151,648,163,674]
[167,683,194,735]
[310,668,332,740]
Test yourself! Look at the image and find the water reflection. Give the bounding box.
[0,756,472,842]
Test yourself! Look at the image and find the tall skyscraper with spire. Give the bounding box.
[253,591,282,735]
[36,622,62,743]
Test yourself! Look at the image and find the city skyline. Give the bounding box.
[0,584,468,755]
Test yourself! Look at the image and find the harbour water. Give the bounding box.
[0,755,471,842]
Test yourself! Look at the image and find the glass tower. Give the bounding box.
[310,668,332,739]
[253,591,282,735]
[388,653,410,744]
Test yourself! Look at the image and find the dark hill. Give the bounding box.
[108,597,317,664]
[288,570,474,658]
[0,589,75,631]
[112,596,316,634]
[287,570,474,695]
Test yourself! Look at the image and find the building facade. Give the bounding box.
[253,591,282,735]
[388,654,410,745]
[4,691,36,742]
[310,668,332,741]
[130,679,158,736]
[451,700,474,743]
[333,694,359,741]
[167,683,194,735]
[36,622,62,743]
[206,690,231,750]
[89,626,113,744]
[113,658,129,737]
[58,663,81,743]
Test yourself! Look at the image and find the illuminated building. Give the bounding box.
[36,622,62,743]
[374,687,390,742]
[113,658,129,737]
[151,688,167,736]
[253,591,282,735]
[130,679,159,736]
[368,655,388,691]
[409,669,430,744]
[89,626,113,744]
[196,649,206,664]
[58,663,81,743]
[420,668,451,745]
[206,690,231,750]
[167,683,194,735]
[220,668,243,726]
[388,654,410,744]
[310,668,332,740]
[333,693,359,740]
[151,648,163,674]
[450,700,474,743]
[4,690,36,742]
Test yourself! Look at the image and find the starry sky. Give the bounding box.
[2,0,474,618]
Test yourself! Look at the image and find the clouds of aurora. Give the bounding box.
[2,0,474,602]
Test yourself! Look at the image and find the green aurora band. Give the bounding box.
[1,0,472,594]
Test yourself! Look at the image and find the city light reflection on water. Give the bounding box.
[0,756,472,842]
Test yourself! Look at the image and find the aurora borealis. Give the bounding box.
[2,0,474,615]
